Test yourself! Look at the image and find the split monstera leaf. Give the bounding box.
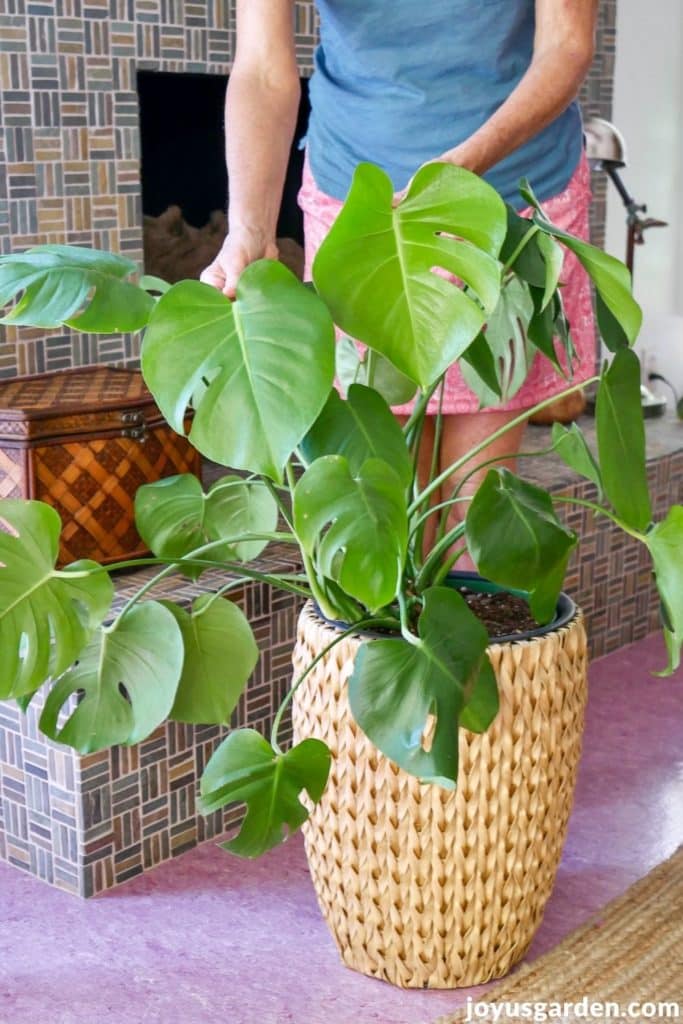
[0,161,682,860]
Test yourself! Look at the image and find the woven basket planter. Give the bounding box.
[291,600,588,989]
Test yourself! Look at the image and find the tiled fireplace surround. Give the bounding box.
[0,1,660,898]
[0,0,616,383]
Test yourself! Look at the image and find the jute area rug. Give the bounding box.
[434,847,683,1024]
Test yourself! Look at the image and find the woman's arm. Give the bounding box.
[439,0,597,174]
[201,0,299,296]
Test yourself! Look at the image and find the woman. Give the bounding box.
[201,0,598,548]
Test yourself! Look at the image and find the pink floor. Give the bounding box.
[1,632,682,1024]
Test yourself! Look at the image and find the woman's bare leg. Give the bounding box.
[437,411,529,572]
[398,414,437,553]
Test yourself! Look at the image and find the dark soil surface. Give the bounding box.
[458,587,539,639]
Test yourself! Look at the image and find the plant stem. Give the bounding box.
[192,575,258,613]
[411,379,445,568]
[397,590,421,646]
[502,224,540,273]
[412,444,559,589]
[434,441,557,547]
[408,495,471,541]
[551,495,645,541]
[284,458,343,621]
[116,562,178,617]
[415,519,468,591]
[408,376,599,515]
[112,534,309,619]
[431,546,469,586]
[269,617,379,754]
[366,347,376,386]
[263,477,295,532]
[402,376,443,440]
[197,573,314,615]
[55,529,296,580]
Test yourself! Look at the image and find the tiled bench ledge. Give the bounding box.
[0,545,303,897]
[0,414,681,896]
[525,410,682,657]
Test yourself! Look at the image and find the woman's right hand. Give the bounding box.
[200,228,279,299]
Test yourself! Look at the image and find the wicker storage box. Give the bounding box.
[0,366,200,566]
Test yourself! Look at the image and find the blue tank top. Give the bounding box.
[306,0,583,208]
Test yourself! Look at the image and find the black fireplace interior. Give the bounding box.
[137,70,311,243]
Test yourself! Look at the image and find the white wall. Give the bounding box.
[604,0,683,398]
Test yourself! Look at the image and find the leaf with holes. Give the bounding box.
[293,455,408,611]
[348,587,490,785]
[313,162,505,387]
[526,288,568,373]
[0,244,153,331]
[500,206,546,287]
[300,384,412,487]
[199,730,331,858]
[141,260,335,480]
[459,331,502,403]
[520,178,642,350]
[135,473,278,573]
[0,500,113,700]
[163,596,258,724]
[461,277,534,406]
[39,602,184,753]
[335,336,417,407]
[536,231,564,311]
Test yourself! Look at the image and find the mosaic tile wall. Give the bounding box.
[0,0,318,379]
[1,432,680,897]
[0,0,615,378]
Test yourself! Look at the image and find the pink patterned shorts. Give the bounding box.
[298,154,596,415]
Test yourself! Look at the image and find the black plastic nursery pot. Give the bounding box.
[446,570,578,644]
[319,571,577,645]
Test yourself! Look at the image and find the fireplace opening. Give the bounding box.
[137,70,310,284]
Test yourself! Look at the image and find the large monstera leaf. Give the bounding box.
[0,501,113,699]
[520,179,642,350]
[40,601,184,753]
[500,205,564,310]
[141,260,335,480]
[348,587,492,785]
[163,596,259,724]
[596,349,652,532]
[300,384,412,488]
[313,162,506,387]
[293,454,408,611]
[0,245,153,332]
[461,277,535,406]
[199,730,331,858]
[465,469,577,622]
[135,473,278,572]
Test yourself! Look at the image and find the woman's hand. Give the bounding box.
[201,0,299,298]
[200,228,279,299]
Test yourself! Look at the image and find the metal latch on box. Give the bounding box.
[120,410,148,441]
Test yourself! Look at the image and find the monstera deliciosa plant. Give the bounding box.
[0,163,681,857]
